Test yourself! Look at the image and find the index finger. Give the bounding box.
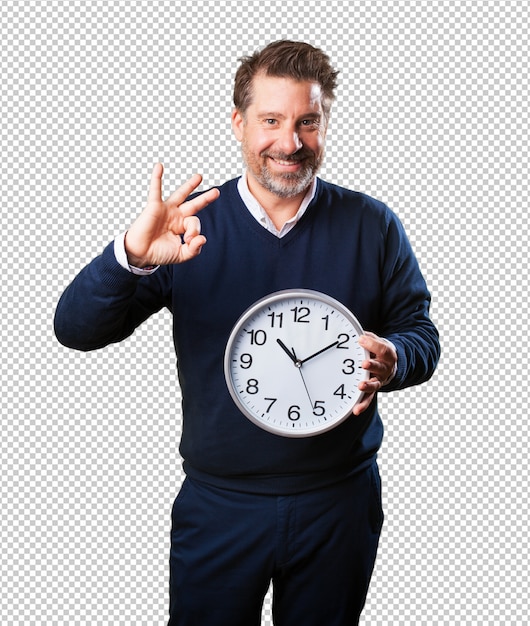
[358,331,379,355]
[180,186,221,218]
[166,173,207,206]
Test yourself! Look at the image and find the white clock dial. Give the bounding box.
[224,289,369,437]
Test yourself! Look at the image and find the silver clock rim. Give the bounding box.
[223,289,370,438]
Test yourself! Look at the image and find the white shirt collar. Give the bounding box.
[237,171,318,238]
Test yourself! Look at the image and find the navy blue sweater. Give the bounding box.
[55,178,440,494]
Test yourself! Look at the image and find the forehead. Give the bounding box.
[248,74,324,115]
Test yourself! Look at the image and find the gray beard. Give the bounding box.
[256,165,317,199]
[241,142,324,199]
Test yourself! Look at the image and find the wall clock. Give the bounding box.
[224,289,369,437]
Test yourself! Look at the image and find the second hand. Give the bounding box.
[292,348,313,408]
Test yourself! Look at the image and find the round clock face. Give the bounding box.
[224,289,369,437]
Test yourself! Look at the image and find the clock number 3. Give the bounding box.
[342,359,356,374]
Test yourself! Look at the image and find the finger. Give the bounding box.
[148,162,164,202]
[358,376,382,394]
[166,173,206,206]
[182,215,201,244]
[358,332,379,355]
[354,375,382,415]
[353,391,375,415]
[180,234,207,261]
[361,357,393,388]
[361,357,385,373]
[180,186,221,217]
[359,332,396,363]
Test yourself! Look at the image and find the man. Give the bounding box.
[55,40,440,625]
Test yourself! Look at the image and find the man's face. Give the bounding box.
[232,74,328,200]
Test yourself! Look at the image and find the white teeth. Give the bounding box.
[274,159,298,166]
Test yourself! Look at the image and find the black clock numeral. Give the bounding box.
[288,405,301,421]
[245,329,267,345]
[264,397,277,413]
[290,306,310,323]
[267,312,283,328]
[322,315,329,331]
[246,379,259,394]
[337,333,350,349]
[312,401,326,417]
[342,359,356,374]
[239,353,253,369]
[334,384,347,399]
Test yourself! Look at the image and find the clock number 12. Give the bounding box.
[291,306,310,323]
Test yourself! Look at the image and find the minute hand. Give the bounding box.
[300,340,339,365]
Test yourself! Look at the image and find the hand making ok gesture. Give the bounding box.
[124,163,220,268]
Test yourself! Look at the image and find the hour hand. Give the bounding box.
[276,338,299,365]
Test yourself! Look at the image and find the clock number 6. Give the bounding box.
[288,405,301,421]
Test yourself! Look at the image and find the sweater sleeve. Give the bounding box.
[54,242,171,351]
[377,211,441,392]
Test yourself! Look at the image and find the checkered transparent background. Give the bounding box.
[1,0,528,623]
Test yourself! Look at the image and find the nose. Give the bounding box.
[276,126,303,155]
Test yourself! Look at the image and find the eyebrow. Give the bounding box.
[257,111,321,120]
[257,111,286,119]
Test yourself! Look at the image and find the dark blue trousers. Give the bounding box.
[169,462,383,626]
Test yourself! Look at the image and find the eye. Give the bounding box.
[264,118,278,125]
[301,118,319,127]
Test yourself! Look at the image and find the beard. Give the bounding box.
[241,139,324,199]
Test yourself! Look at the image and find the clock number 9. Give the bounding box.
[239,353,253,369]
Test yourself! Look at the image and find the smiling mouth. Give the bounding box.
[272,158,302,166]
[267,155,307,167]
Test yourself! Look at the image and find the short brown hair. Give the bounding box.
[233,40,339,119]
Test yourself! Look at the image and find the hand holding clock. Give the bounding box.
[124,163,220,268]
[354,332,398,415]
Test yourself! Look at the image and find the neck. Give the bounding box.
[246,173,311,230]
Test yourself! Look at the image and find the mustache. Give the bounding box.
[261,149,314,162]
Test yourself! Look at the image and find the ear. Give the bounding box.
[231,109,245,142]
